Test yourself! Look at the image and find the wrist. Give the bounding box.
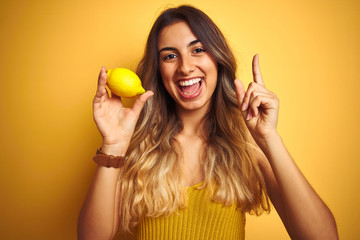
[253,131,281,150]
[101,142,129,156]
[93,148,126,168]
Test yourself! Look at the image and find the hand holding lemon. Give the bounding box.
[93,66,153,155]
[107,68,146,108]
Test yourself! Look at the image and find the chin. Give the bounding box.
[176,98,212,113]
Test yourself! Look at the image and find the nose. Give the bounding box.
[177,55,195,75]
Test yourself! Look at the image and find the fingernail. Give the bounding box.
[241,102,247,111]
[246,112,251,120]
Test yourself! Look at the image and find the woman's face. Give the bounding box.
[157,21,218,113]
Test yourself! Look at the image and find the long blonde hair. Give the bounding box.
[118,5,270,231]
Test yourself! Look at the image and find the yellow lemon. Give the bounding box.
[107,68,145,98]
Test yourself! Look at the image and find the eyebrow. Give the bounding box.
[159,39,201,53]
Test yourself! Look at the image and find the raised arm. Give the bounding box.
[234,55,338,239]
[77,67,153,240]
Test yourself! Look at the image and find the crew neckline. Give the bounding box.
[187,181,204,189]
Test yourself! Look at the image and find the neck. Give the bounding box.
[176,106,209,137]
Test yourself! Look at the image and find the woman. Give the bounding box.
[78,5,338,240]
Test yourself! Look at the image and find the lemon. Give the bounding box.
[107,68,145,98]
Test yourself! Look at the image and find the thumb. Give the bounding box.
[234,79,246,106]
[132,91,154,116]
[234,79,247,120]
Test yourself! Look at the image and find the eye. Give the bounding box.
[193,48,206,54]
[163,53,177,61]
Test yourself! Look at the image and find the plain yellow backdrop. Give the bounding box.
[0,0,359,239]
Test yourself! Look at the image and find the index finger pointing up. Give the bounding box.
[252,54,265,86]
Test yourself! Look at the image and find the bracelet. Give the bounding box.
[93,149,126,168]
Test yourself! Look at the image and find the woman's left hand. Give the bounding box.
[234,54,279,141]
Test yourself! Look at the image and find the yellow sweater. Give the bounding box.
[114,182,245,240]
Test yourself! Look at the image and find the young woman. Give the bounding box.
[78,5,338,240]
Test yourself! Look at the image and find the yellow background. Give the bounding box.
[0,0,359,239]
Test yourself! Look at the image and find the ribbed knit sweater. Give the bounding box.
[130,182,245,240]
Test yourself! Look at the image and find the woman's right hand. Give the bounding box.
[93,66,153,155]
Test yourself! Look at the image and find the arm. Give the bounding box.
[234,55,338,239]
[255,134,338,239]
[77,67,153,240]
[77,145,124,240]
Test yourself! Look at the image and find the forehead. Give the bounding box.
[157,21,198,49]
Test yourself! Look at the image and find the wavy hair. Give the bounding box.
[118,5,270,231]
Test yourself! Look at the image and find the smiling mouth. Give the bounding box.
[178,77,202,95]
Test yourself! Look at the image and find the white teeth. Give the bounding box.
[178,78,202,86]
